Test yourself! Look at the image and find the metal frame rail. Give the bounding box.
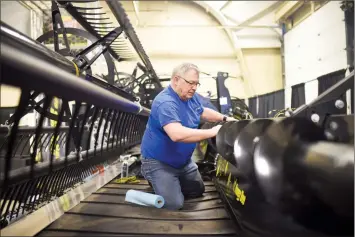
[0,20,150,229]
[292,71,354,119]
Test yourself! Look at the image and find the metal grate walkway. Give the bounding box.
[36,179,237,236]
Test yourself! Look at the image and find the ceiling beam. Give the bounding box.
[234,1,283,32]
[137,24,280,29]
[221,5,282,40]
[132,1,140,25]
[275,1,304,23]
[222,12,239,25]
[220,1,231,11]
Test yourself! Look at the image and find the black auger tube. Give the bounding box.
[286,141,354,218]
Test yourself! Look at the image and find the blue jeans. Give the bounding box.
[141,158,205,210]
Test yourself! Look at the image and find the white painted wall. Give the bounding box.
[1,1,31,36]
[242,48,283,97]
[1,1,44,126]
[284,1,347,108]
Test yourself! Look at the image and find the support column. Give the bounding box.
[341,1,354,71]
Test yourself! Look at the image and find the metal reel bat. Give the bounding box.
[36,27,115,84]
[28,28,115,122]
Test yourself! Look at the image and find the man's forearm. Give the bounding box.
[201,108,238,122]
[201,108,224,122]
[164,122,218,143]
[176,127,216,143]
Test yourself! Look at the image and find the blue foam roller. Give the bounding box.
[125,189,165,208]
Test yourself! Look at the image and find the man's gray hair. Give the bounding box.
[171,63,200,79]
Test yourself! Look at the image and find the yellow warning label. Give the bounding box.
[233,179,246,205]
[227,172,231,186]
[59,195,70,212]
[216,157,247,205]
[50,97,60,159]
[224,162,229,174]
[35,148,42,162]
[216,156,230,177]
[216,157,224,177]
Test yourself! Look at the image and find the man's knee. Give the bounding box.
[184,179,205,198]
[140,159,185,210]
[195,179,205,196]
[164,195,184,210]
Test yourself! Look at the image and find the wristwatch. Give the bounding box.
[223,116,227,122]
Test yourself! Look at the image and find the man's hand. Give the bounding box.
[225,117,238,122]
[210,124,222,136]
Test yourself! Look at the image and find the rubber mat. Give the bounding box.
[81,194,224,211]
[88,192,221,203]
[37,231,237,237]
[96,186,217,195]
[36,180,237,236]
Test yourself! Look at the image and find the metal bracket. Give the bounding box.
[216,72,233,115]
[133,97,143,114]
[292,70,354,126]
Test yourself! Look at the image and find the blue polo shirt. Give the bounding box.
[141,85,204,168]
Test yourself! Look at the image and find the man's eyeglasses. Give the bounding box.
[178,76,201,87]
